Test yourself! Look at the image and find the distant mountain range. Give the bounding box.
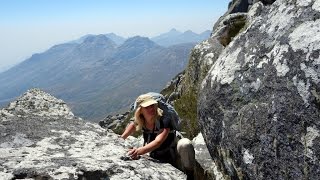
[73,29,211,47]
[0,29,210,121]
[151,29,211,47]
[0,65,12,74]
[71,33,126,45]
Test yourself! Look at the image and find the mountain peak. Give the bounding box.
[73,34,125,46]
[106,32,117,36]
[151,29,209,47]
[157,29,182,37]
[104,33,126,45]
[121,36,158,48]
[83,34,113,45]
[169,28,179,32]
[127,35,149,41]
[113,36,160,60]
[183,30,197,35]
[1,88,76,120]
[79,34,117,51]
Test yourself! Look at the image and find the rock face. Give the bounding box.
[0,89,185,179]
[99,112,130,130]
[199,1,320,180]
[226,0,276,14]
[0,88,76,120]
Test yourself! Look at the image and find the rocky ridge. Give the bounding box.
[0,89,185,179]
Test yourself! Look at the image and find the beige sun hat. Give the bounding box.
[136,94,158,107]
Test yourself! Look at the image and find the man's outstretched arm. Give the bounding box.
[121,122,136,139]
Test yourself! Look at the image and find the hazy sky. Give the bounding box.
[0,0,229,71]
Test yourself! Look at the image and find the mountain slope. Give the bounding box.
[0,35,117,101]
[0,35,195,121]
[71,33,126,45]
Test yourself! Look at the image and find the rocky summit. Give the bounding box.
[0,89,185,179]
[0,88,76,121]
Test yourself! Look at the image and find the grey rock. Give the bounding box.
[100,112,130,129]
[160,2,304,178]
[107,120,121,129]
[0,88,76,121]
[199,1,320,179]
[0,116,186,180]
[227,0,275,14]
[192,133,224,180]
[0,90,186,179]
[183,37,225,92]
[228,0,251,13]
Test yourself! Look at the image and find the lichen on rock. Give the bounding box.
[198,1,320,179]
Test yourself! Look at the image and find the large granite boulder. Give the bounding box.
[0,89,186,179]
[161,1,253,140]
[199,1,320,179]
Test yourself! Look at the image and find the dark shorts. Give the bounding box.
[150,146,177,165]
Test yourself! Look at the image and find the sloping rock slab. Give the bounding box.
[0,116,185,179]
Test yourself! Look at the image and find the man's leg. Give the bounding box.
[177,138,195,180]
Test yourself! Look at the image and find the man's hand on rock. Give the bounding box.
[128,147,141,160]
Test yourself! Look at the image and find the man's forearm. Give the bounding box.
[121,122,135,139]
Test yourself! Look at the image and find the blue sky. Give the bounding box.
[0,0,229,71]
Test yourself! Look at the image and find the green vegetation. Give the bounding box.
[220,15,247,46]
[160,71,184,97]
[174,88,199,139]
[160,84,175,98]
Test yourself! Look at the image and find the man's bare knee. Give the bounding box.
[177,138,195,170]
